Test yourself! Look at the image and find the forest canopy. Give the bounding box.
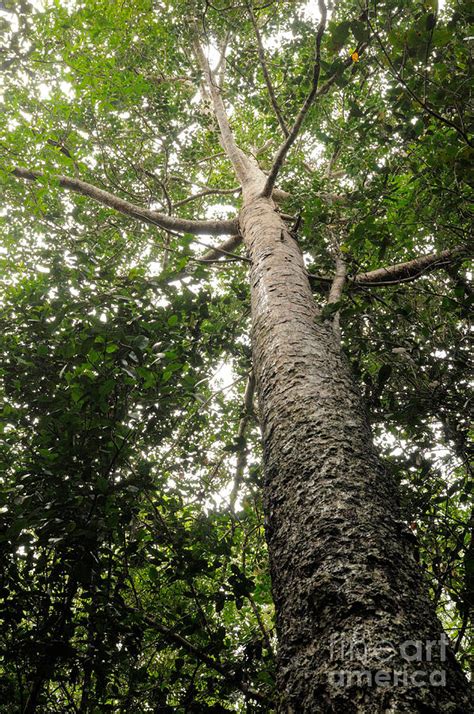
[0,0,472,712]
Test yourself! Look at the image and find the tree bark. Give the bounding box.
[239,188,473,712]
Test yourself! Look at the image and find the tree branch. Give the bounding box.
[327,253,346,341]
[327,254,347,303]
[193,27,251,184]
[261,0,328,198]
[352,247,467,286]
[230,372,256,511]
[143,616,270,704]
[262,21,372,198]
[10,167,238,236]
[173,185,241,208]
[308,247,468,290]
[214,29,231,88]
[158,235,247,286]
[367,18,473,148]
[196,234,246,263]
[246,1,289,137]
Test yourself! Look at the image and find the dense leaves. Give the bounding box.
[0,0,472,710]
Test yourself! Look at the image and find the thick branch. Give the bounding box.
[193,31,251,184]
[11,167,238,236]
[308,247,468,290]
[353,247,466,286]
[327,254,347,302]
[327,253,346,342]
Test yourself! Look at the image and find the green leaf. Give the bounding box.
[329,20,351,51]
[351,20,369,43]
[320,301,341,320]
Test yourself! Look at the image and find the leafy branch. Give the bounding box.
[10,167,238,236]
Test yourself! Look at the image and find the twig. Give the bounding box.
[174,185,241,208]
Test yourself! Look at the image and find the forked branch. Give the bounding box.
[262,8,372,198]
[193,26,251,184]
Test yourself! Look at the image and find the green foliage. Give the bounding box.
[0,0,472,710]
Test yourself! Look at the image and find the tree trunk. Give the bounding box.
[239,192,473,713]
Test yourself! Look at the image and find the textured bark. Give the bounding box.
[239,187,473,713]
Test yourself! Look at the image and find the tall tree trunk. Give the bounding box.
[239,191,473,713]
